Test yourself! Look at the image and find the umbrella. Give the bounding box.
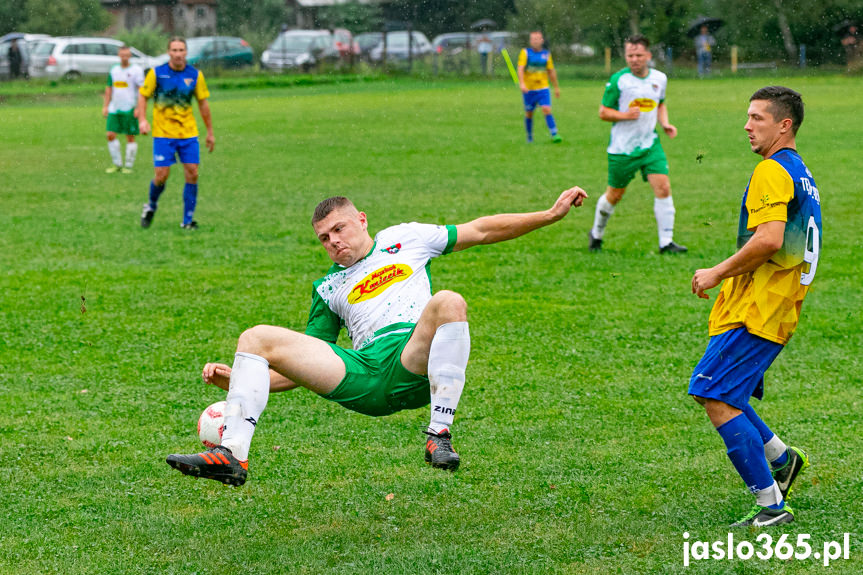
[687,16,724,38]
[832,20,858,36]
[470,19,497,31]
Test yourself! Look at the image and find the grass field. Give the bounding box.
[1,74,861,574]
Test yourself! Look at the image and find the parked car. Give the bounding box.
[369,31,432,62]
[354,32,383,59]
[332,28,359,60]
[432,32,476,54]
[152,36,254,69]
[0,33,51,79]
[432,31,517,54]
[29,37,155,80]
[260,30,338,71]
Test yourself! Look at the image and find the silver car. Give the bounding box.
[0,33,51,79]
[261,30,338,71]
[29,37,155,80]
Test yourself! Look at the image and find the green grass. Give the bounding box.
[1,75,861,574]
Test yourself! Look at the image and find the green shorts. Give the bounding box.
[106,111,139,135]
[320,327,430,417]
[607,140,669,188]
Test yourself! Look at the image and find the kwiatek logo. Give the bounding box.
[381,243,401,254]
[628,98,657,112]
[348,264,412,304]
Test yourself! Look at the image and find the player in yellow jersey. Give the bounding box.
[690,87,822,527]
[517,31,561,143]
[137,37,215,230]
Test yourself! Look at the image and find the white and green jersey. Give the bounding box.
[306,222,458,350]
[601,67,667,155]
[106,63,145,113]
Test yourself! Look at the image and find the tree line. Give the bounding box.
[2,0,860,65]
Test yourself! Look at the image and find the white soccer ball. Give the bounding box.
[197,400,226,448]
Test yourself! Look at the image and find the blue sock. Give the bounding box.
[183,183,198,225]
[149,181,166,210]
[525,117,533,141]
[545,114,558,136]
[716,414,775,497]
[743,403,788,468]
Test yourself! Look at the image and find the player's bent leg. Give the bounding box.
[401,291,469,471]
[167,326,348,485]
[401,290,467,374]
[237,325,346,394]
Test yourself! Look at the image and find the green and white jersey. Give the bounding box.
[601,67,667,155]
[106,63,145,113]
[306,222,458,350]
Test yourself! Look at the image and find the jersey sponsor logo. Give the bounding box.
[113,81,129,88]
[628,98,657,112]
[381,243,401,254]
[348,264,412,304]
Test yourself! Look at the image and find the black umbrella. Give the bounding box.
[832,20,858,36]
[687,16,724,38]
[471,19,497,31]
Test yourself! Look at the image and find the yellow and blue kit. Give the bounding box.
[140,63,209,139]
[709,148,822,346]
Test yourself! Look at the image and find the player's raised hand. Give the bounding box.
[549,187,588,220]
[692,268,721,299]
[202,362,231,390]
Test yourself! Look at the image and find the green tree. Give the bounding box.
[24,0,110,36]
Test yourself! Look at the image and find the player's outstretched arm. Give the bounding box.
[453,187,587,252]
[692,220,785,299]
[202,362,298,392]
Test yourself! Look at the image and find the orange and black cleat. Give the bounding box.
[424,429,460,471]
[166,445,248,486]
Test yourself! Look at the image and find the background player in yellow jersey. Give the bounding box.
[690,86,822,527]
[517,31,561,143]
[137,37,215,230]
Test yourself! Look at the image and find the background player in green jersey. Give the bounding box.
[102,46,144,174]
[166,187,587,486]
[590,35,687,254]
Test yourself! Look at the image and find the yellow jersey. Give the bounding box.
[140,63,209,139]
[708,149,823,345]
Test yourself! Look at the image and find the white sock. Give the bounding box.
[654,196,676,247]
[764,434,788,463]
[591,194,615,239]
[219,352,270,461]
[107,139,122,167]
[125,142,138,168]
[755,480,784,507]
[428,322,470,434]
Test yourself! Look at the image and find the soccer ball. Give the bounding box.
[197,401,226,448]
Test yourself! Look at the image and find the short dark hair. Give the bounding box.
[625,34,650,50]
[168,36,187,48]
[750,86,804,134]
[119,44,131,51]
[312,196,355,224]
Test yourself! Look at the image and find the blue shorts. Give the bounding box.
[523,88,551,112]
[688,327,784,410]
[153,137,200,167]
